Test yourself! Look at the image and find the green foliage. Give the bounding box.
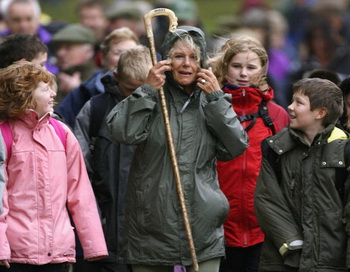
[41,0,275,35]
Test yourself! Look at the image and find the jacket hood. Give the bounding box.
[101,70,124,101]
[161,25,207,68]
[223,83,274,102]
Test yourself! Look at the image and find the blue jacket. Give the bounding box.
[56,69,105,128]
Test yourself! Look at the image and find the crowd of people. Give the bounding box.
[1,0,350,272]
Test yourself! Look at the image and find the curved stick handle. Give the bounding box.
[144,8,178,65]
[143,8,199,272]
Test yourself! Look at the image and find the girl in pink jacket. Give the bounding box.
[0,61,108,271]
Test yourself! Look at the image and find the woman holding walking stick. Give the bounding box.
[107,26,248,272]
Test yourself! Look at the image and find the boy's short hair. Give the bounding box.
[293,78,343,125]
[0,61,55,120]
[0,33,48,68]
[117,45,152,82]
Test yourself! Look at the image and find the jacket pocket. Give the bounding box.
[317,209,346,267]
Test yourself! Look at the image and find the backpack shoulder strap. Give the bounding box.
[259,100,276,134]
[0,119,66,160]
[238,101,276,134]
[335,140,350,203]
[261,139,281,182]
[49,118,67,149]
[0,121,12,158]
[89,94,110,139]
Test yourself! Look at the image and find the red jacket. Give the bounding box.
[217,84,290,247]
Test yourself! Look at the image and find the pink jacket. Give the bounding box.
[0,111,108,264]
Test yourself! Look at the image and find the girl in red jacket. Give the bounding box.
[208,36,290,271]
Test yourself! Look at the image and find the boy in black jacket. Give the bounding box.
[255,78,349,271]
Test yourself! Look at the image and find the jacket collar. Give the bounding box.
[268,124,347,155]
[17,110,52,128]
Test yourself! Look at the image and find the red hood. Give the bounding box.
[223,84,274,116]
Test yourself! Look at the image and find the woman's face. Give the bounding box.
[32,81,56,118]
[169,42,200,89]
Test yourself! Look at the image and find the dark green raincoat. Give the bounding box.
[107,26,248,266]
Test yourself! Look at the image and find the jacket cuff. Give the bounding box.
[135,84,158,98]
[279,240,304,256]
[206,90,224,102]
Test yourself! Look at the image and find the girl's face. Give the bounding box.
[32,81,56,118]
[225,51,262,87]
[169,43,199,91]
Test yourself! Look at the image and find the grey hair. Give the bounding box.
[1,0,41,18]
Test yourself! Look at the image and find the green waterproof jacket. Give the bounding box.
[106,26,248,266]
[255,125,350,272]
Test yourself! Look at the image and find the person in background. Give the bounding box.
[106,25,248,272]
[338,76,350,133]
[51,23,96,105]
[255,77,349,271]
[74,44,152,272]
[306,68,341,85]
[0,33,48,69]
[0,61,108,271]
[104,1,151,46]
[0,0,58,74]
[208,35,290,272]
[55,27,139,128]
[76,0,108,67]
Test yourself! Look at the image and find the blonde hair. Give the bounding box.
[0,61,55,120]
[118,45,152,81]
[166,35,201,68]
[100,27,139,56]
[208,35,268,90]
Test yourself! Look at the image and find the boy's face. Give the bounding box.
[288,90,323,132]
[116,74,143,97]
[31,52,48,69]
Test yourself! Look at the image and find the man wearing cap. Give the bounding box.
[52,23,97,105]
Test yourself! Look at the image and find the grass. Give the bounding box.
[40,0,277,35]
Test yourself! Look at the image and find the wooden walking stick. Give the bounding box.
[143,8,199,272]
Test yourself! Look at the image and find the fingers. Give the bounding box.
[145,60,171,90]
[197,68,221,94]
[0,260,10,268]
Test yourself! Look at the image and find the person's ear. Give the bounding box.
[316,107,328,120]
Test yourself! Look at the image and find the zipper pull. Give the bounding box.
[242,89,246,97]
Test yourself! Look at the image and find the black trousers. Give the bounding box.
[0,263,70,272]
[73,258,131,272]
[219,243,263,272]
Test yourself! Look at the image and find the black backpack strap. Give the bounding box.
[237,101,276,134]
[259,101,276,134]
[89,94,110,139]
[335,140,350,203]
[261,139,281,183]
[89,94,111,154]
